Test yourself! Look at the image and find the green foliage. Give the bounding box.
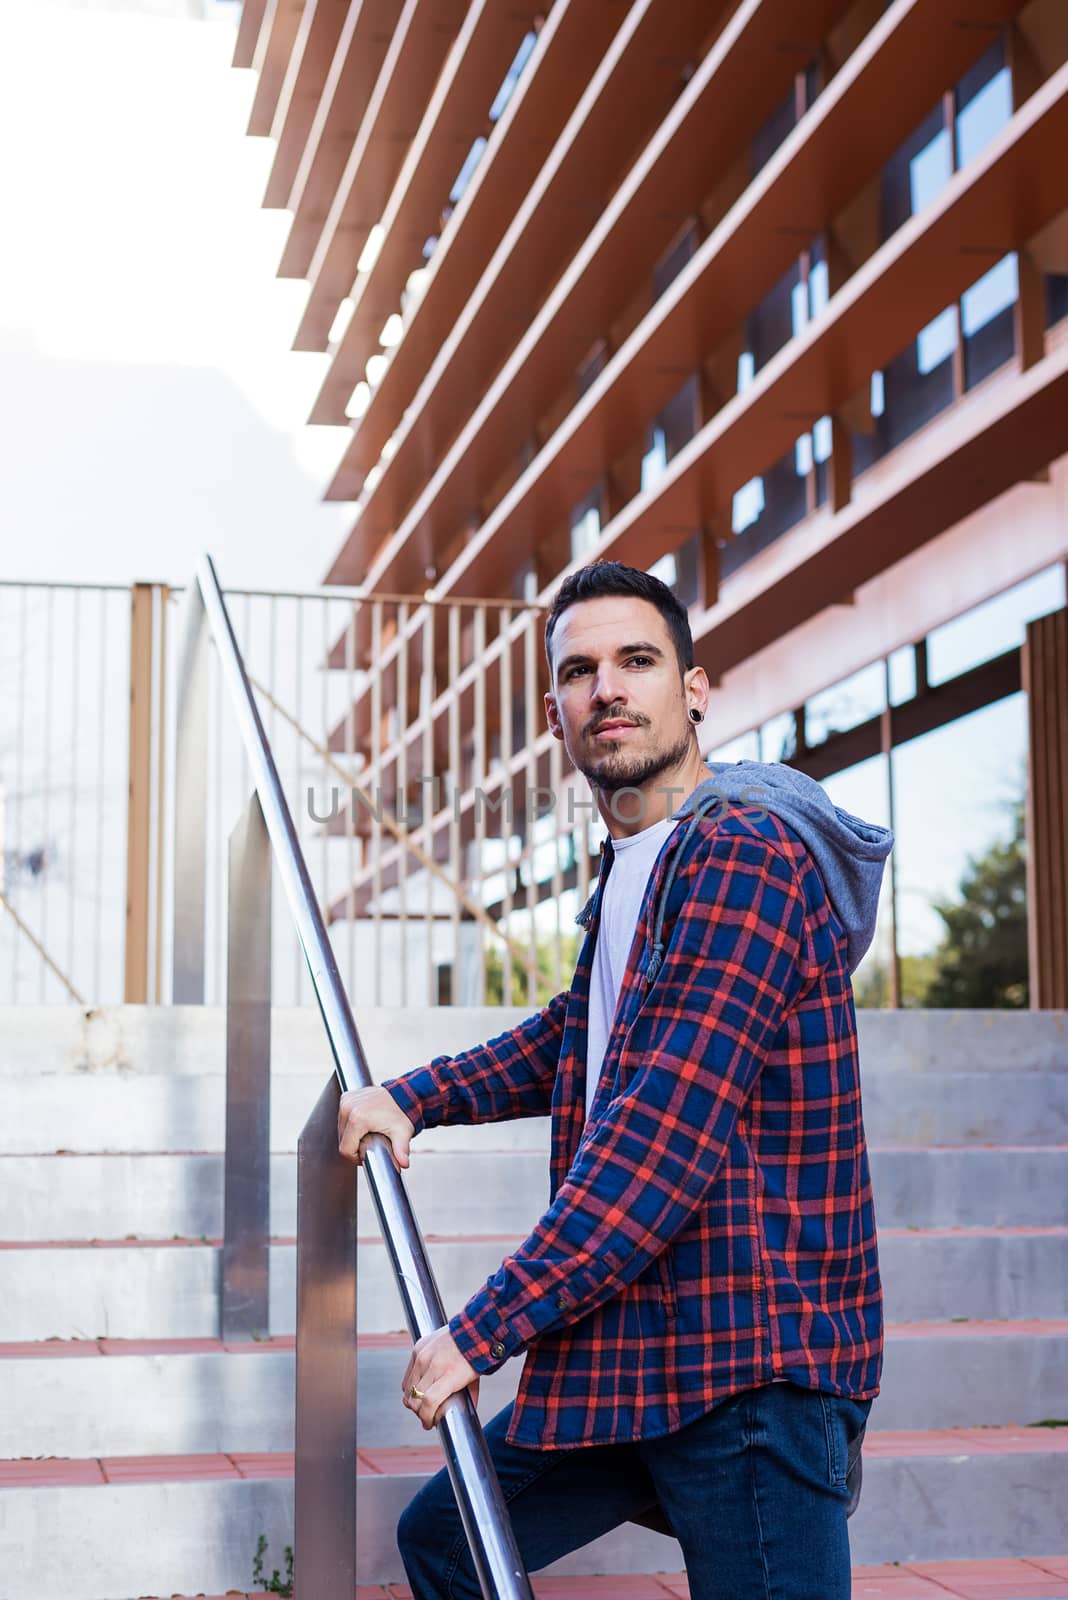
[923,799,1029,1009]
[252,1532,294,1597]
[484,931,581,1008]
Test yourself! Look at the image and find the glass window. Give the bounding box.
[449,137,487,205]
[805,661,886,747]
[888,645,916,706]
[890,695,1028,1006]
[569,486,603,562]
[641,428,667,492]
[956,59,1011,168]
[489,30,538,123]
[707,730,760,765]
[752,80,799,177]
[654,224,698,299]
[819,756,895,1008]
[1047,271,1068,328]
[927,566,1067,686]
[759,710,797,763]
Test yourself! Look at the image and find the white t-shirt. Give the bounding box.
[585,815,680,1121]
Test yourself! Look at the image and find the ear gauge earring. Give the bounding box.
[689,707,704,724]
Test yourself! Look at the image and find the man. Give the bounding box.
[338,560,892,1599]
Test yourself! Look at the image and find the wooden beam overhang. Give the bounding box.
[292,0,471,350]
[279,0,403,283]
[323,316,1068,797]
[318,0,723,506]
[436,58,1068,607]
[248,0,306,139]
[305,0,540,425]
[263,0,349,210]
[331,0,1029,601]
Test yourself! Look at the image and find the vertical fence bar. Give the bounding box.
[523,614,538,1005]
[550,732,564,994]
[93,590,108,1004]
[154,586,169,1005]
[125,583,154,1003]
[500,608,514,1007]
[398,600,409,1005]
[294,597,305,1006]
[295,1074,357,1600]
[40,589,54,1001]
[222,791,272,1340]
[422,604,435,1004]
[370,600,383,1003]
[881,659,901,1010]
[68,588,80,996]
[346,602,358,1003]
[472,605,487,1004]
[173,584,210,1003]
[448,605,462,999]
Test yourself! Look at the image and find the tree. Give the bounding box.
[484,931,581,1007]
[923,799,1028,1009]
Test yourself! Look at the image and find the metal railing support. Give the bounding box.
[173,582,210,1002]
[191,554,534,1599]
[222,791,272,1340]
[295,1075,358,1599]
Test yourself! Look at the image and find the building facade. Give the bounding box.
[234,0,1068,1009]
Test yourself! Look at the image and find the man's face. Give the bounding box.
[545,595,698,798]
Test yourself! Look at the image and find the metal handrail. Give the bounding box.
[176,554,534,1599]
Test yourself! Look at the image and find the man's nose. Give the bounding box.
[590,667,627,705]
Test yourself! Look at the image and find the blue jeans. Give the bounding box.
[398,1381,872,1600]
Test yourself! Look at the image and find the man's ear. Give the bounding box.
[684,665,711,716]
[544,690,563,740]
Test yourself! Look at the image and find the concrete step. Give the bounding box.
[3,1007,1066,1154]
[1,1225,1065,1341]
[5,1006,1063,1080]
[3,1428,1067,1596]
[92,1560,1068,1600]
[3,1144,1063,1241]
[3,1320,1066,1458]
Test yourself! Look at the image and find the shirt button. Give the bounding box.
[555,1292,569,1309]
[490,1341,506,1360]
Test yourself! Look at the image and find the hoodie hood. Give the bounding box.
[669,760,894,974]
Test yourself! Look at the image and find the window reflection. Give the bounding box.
[890,696,1028,1007]
[806,661,886,747]
[926,566,1066,686]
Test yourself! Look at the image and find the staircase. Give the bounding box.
[2,1004,1067,1600]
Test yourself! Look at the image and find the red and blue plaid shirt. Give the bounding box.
[384,802,883,1450]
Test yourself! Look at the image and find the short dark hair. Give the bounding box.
[544,561,694,679]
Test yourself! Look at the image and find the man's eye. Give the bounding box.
[628,656,652,667]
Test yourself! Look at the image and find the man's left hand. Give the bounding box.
[402,1326,481,1429]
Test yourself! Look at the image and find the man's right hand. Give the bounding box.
[337,1085,416,1171]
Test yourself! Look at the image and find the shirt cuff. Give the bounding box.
[448,1296,523,1374]
[380,1072,432,1136]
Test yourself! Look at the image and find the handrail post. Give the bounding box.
[173,582,210,1002]
[190,555,535,1599]
[295,1075,358,1598]
[222,791,272,1341]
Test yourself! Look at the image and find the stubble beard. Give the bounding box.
[577,725,694,798]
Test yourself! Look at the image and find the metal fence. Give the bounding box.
[0,577,590,1009]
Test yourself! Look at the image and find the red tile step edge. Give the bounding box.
[5,1319,1068,1360]
[1,1225,1067,1250]
[5,1427,1068,1489]
[112,1554,1068,1599]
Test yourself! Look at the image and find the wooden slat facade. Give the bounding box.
[1024,604,1068,1008]
[233,0,1068,1000]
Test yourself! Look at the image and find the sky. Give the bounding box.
[0,0,353,591]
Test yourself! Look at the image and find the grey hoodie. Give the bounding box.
[660,760,895,976]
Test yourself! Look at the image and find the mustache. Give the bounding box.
[586,712,648,735]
